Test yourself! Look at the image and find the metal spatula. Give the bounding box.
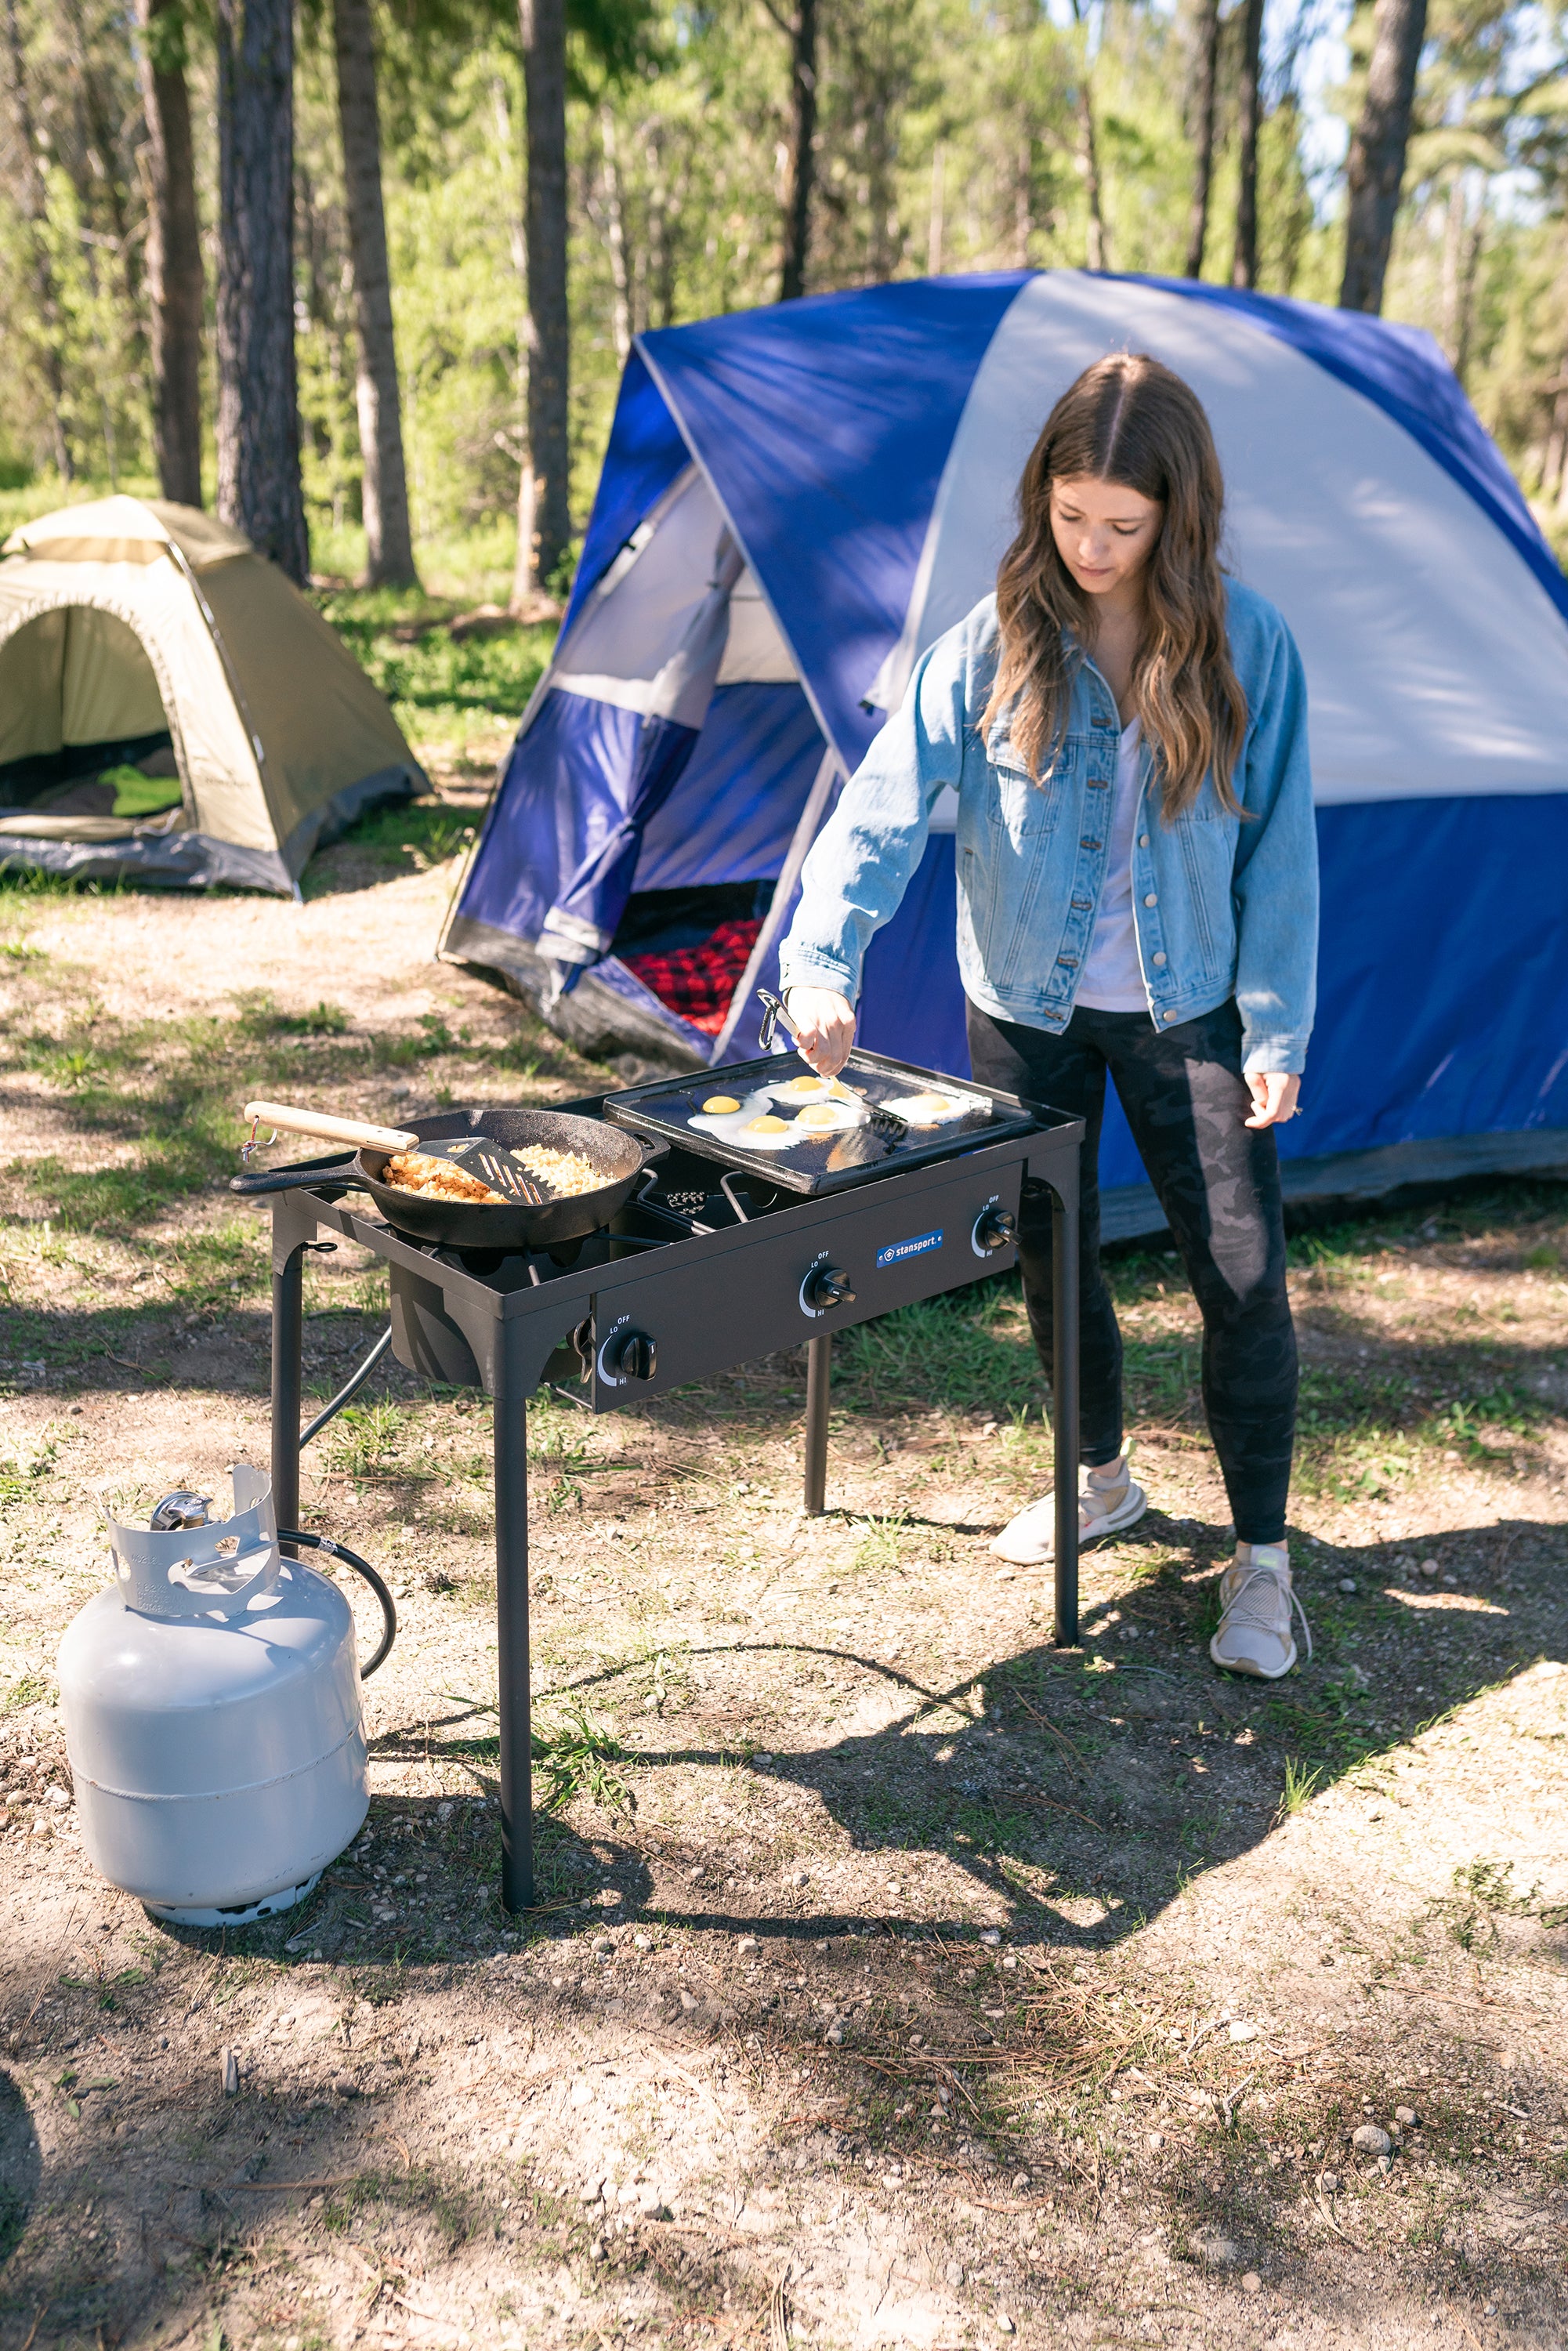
[241,1102,545,1204]
[755,992,908,1147]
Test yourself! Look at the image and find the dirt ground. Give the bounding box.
[2,799,1566,2351]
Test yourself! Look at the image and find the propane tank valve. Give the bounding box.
[150,1490,215,1530]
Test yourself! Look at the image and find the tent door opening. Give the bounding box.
[609,878,776,1036]
[0,607,184,835]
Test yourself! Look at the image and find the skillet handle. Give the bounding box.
[230,1153,360,1197]
[243,1099,418,1153]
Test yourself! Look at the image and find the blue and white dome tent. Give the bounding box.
[440,269,1568,1232]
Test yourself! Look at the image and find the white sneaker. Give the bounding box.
[990,1462,1147,1566]
[1209,1544,1313,1679]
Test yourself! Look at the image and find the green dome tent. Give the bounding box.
[0,495,425,895]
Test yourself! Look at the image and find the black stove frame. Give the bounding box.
[263,1085,1084,1913]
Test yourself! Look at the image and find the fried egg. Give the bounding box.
[733,1112,798,1153]
[881,1089,972,1126]
[770,1070,864,1107]
[791,1098,864,1135]
[686,1088,775,1137]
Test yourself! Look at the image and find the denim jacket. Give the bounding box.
[779,582,1318,1074]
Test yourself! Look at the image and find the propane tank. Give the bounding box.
[58,1466,368,1925]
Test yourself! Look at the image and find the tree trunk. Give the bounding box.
[136,0,203,506]
[600,103,631,365]
[332,0,418,585]
[926,139,944,276]
[647,124,675,328]
[778,0,818,301]
[1438,170,1468,362]
[1183,0,1219,277]
[215,0,308,580]
[1078,74,1107,270]
[1013,136,1032,270]
[1339,0,1428,313]
[64,0,143,336]
[1453,201,1483,388]
[2,0,72,479]
[1231,0,1265,288]
[512,0,570,607]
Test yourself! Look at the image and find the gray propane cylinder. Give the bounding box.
[58,1466,368,1925]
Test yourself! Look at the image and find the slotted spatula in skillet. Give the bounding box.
[241,1101,545,1204]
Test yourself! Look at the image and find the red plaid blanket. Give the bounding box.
[621,917,762,1035]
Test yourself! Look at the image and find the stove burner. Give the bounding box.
[259,1060,1085,1914]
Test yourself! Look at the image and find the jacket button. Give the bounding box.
[1080,838,1100,851]
[1163,1009,1179,1022]
[1143,892,1158,907]
[1152,951,1167,967]
[1139,834,1150,848]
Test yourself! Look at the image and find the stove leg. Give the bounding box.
[271,1233,305,1556]
[494,1355,534,1914]
[1051,1179,1081,1647]
[804,1331,831,1516]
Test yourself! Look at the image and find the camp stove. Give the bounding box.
[259,1059,1083,1911]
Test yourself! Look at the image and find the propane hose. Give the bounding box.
[278,1529,397,1679]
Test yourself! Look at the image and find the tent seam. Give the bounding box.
[633,339,850,776]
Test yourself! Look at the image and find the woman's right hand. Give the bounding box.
[786,987,856,1078]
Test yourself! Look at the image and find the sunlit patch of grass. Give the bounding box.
[313,587,555,748]
[375,1010,465,1068]
[534,1699,633,1816]
[1275,1755,1323,1821]
[233,990,351,1039]
[850,1505,908,1574]
[0,1433,60,1510]
[837,1284,1041,1415]
[4,1669,55,1711]
[1428,1856,1565,1950]
[0,976,596,1255]
[0,857,130,900]
[327,1400,411,1479]
[343,800,480,866]
[1121,1335,1197,1415]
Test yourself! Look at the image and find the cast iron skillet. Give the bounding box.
[230,1106,653,1249]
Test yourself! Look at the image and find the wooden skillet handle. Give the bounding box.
[243,1099,418,1154]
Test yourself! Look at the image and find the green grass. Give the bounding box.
[534,1698,634,1816]
[233,990,350,1039]
[836,1286,1041,1415]
[0,984,581,1250]
[327,1401,412,1479]
[1276,1755,1324,1819]
[314,587,554,759]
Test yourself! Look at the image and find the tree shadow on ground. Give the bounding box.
[0,2072,40,2274]
[566,1509,1566,1954]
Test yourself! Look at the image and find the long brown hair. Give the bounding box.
[980,353,1248,817]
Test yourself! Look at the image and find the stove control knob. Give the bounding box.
[609,1328,657,1382]
[800,1262,856,1317]
[971,1206,1017,1257]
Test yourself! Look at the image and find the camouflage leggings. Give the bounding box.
[966,998,1298,1545]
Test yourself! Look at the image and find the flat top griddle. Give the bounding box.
[601,1047,1041,1195]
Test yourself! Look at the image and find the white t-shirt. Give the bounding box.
[1077,718,1148,1012]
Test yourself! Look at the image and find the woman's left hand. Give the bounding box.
[1245,1071,1301,1128]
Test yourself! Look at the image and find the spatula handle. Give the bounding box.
[243,1100,418,1153]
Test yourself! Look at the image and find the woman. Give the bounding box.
[777,353,1316,1682]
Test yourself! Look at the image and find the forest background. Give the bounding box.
[4,0,1568,634]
